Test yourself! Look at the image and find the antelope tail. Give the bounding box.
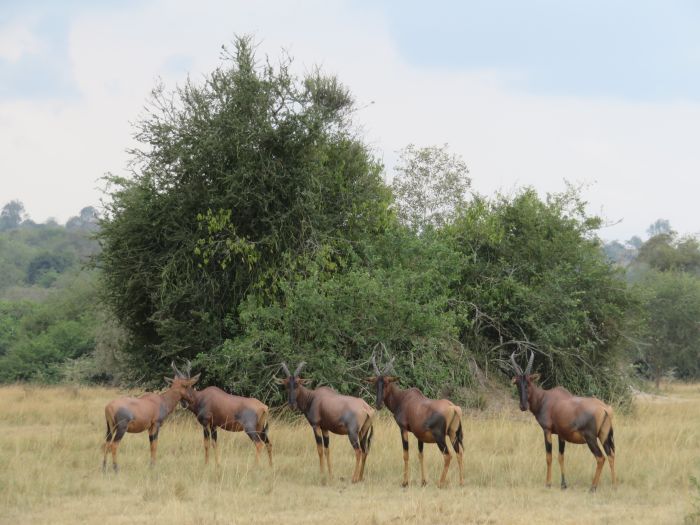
[103,409,118,451]
[446,405,462,441]
[598,408,613,444]
[258,407,269,433]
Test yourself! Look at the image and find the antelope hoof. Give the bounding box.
[113,465,119,473]
[546,483,552,489]
[561,482,568,490]
[401,481,409,488]
[421,480,427,487]
[589,486,597,494]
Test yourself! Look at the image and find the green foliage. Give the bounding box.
[197,229,470,403]
[629,270,700,385]
[0,202,104,384]
[98,36,391,380]
[443,186,631,402]
[0,273,100,382]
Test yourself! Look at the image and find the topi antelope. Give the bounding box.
[510,351,616,492]
[366,354,464,488]
[277,362,375,483]
[102,366,200,472]
[171,362,272,467]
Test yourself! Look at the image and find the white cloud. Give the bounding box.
[1,0,698,240]
[0,19,42,62]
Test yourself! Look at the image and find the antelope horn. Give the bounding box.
[171,361,184,378]
[525,350,535,375]
[383,356,396,374]
[183,360,192,378]
[294,361,306,377]
[371,352,380,375]
[510,352,523,375]
[280,362,291,378]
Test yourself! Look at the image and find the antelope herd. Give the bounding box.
[102,351,617,492]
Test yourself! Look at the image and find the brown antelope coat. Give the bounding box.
[279,362,375,483]
[102,372,200,472]
[368,355,464,487]
[511,351,616,492]
[185,386,272,466]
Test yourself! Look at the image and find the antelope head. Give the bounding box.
[510,351,539,411]
[277,361,308,409]
[167,360,200,407]
[365,352,398,410]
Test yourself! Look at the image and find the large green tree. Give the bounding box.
[442,187,631,401]
[98,37,391,378]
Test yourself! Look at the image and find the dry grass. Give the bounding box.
[1,383,699,524]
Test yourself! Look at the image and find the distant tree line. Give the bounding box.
[0,201,105,382]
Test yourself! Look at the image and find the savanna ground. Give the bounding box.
[1,384,699,525]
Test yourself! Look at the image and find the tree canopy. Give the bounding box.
[97,37,391,380]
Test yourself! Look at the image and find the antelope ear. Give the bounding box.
[529,373,540,382]
[297,378,311,385]
[164,376,174,385]
[511,376,518,384]
[274,377,286,385]
[188,373,201,386]
[385,376,399,383]
[364,376,377,383]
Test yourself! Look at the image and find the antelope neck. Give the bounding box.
[160,388,183,415]
[383,381,405,413]
[295,384,315,413]
[527,382,546,416]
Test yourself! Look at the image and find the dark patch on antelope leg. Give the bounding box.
[585,433,605,492]
[558,437,567,489]
[149,426,160,466]
[261,423,272,466]
[401,429,410,487]
[360,424,373,453]
[313,427,325,477]
[425,413,451,487]
[425,412,447,446]
[417,440,427,486]
[211,426,220,466]
[202,426,211,464]
[111,408,131,473]
[240,409,261,442]
[603,428,616,486]
[322,430,332,478]
[544,431,553,487]
[545,439,553,454]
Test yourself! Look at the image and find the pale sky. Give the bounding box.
[1,0,699,241]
